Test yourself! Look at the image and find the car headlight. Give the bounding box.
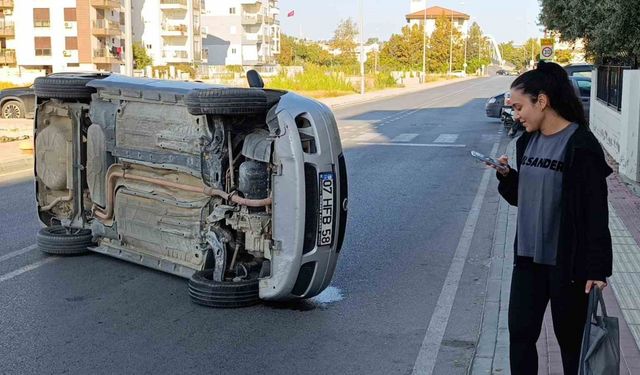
[488,97,497,104]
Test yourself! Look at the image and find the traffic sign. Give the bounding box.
[540,38,555,61]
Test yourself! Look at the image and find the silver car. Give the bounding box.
[32,72,348,307]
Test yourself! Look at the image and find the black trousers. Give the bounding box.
[508,257,589,375]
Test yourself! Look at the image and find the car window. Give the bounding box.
[576,80,591,97]
[571,71,592,78]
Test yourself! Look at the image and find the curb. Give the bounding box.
[320,76,483,110]
[0,156,33,176]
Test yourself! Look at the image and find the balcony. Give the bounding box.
[93,19,122,36]
[0,49,15,64]
[0,0,13,9]
[93,48,122,64]
[91,0,121,9]
[161,23,188,36]
[239,0,262,4]
[242,34,262,45]
[241,13,263,25]
[160,0,188,10]
[0,21,14,37]
[162,49,189,62]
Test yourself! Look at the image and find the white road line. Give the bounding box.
[353,132,382,142]
[433,134,459,143]
[357,142,466,148]
[411,140,500,375]
[391,133,419,143]
[0,256,59,283]
[0,244,37,263]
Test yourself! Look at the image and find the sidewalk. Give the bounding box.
[0,76,482,177]
[471,136,640,374]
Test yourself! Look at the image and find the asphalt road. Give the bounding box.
[0,77,515,375]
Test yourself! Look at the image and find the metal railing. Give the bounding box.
[160,0,188,6]
[597,65,630,112]
[91,0,121,9]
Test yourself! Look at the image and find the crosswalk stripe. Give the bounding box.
[434,134,459,143]
[354,132,382,142]
[391,133,419,142]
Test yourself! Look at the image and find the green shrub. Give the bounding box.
[373,72,399,89]
[268,65,354,92]
[226,65,245,73]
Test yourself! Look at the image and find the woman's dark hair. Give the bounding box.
[510,61,587,127]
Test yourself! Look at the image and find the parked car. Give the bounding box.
[570,76,591,119]
[485,92,505,118]
[32,71,348,308]
[0,85,35,119]
[496,69,508,76]
[564,63,593,78]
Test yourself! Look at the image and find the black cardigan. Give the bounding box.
[497,126,613,281]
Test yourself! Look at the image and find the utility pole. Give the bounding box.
[359,0,365,95]
[448,9,453,75]
[124,0,133,76]
[421,0,427,81]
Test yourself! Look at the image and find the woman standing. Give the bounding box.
[489,61,613,374]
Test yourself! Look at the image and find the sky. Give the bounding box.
[277,0,545,45]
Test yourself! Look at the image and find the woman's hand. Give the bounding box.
[585,280,607,294]
[487,155,510,176]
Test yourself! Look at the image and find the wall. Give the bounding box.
[591,69,640,182]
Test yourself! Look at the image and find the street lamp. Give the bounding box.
[359,0,365,95]
[448,9,453,75]
[422,0,427,81]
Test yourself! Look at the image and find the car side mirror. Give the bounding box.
[246,70,264,88]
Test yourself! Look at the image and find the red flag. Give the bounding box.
[287,10,295,17]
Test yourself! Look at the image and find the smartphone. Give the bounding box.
[470,150,506,169]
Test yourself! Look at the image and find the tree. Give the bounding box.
[330,18,359,66]
[540,0,639,64]
[277,34,334,66]
[499,41,528,71]
[379,24,425,71]
[277,34,294,65]
[133,42,152,69]
[555,49,573,64]
[427,16,464,73]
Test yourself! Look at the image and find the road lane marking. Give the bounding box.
[0,244,37,263]
[411,140,500,375]
[357,142,466,148]
[353,132,382,142]
[0,256,59,283]
[434,134,459,143]
[391,134,419,142]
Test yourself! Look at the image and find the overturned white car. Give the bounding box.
[33,72,348,307]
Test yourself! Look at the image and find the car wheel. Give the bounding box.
[2,100,25,119]
[34,73,109,101]
[185,88,269,116]
[188,269,260,308]
[37,226,93,255]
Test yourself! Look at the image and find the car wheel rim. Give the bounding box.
[3,104,20,118]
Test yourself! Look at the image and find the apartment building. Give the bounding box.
[202,0,280,67]
[0,0,124,74]
[131,0,202,67]
[405,4,470,38]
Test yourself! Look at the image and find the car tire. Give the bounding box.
[185,88,268,116]
[188,269,260,308]
[37,226,93,255]
[34,73,109,100]
[2,100,25,119]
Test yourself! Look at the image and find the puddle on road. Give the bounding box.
[311,286,344,304]
[264,286,344,311]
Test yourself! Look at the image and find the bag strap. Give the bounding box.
[595,286,608,318]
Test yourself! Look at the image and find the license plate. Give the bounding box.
[317,172,335,247]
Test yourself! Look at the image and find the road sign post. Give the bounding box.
[540,38,554,61]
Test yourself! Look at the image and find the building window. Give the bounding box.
[146,44,152,49]
[229,7,236,14]
[232,48,237,54]
[35,37,52,56]
[65,37,78,50]
[34,8,51,28]
[64,8,76,22]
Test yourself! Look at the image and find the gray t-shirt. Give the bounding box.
[517,123,578,265]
